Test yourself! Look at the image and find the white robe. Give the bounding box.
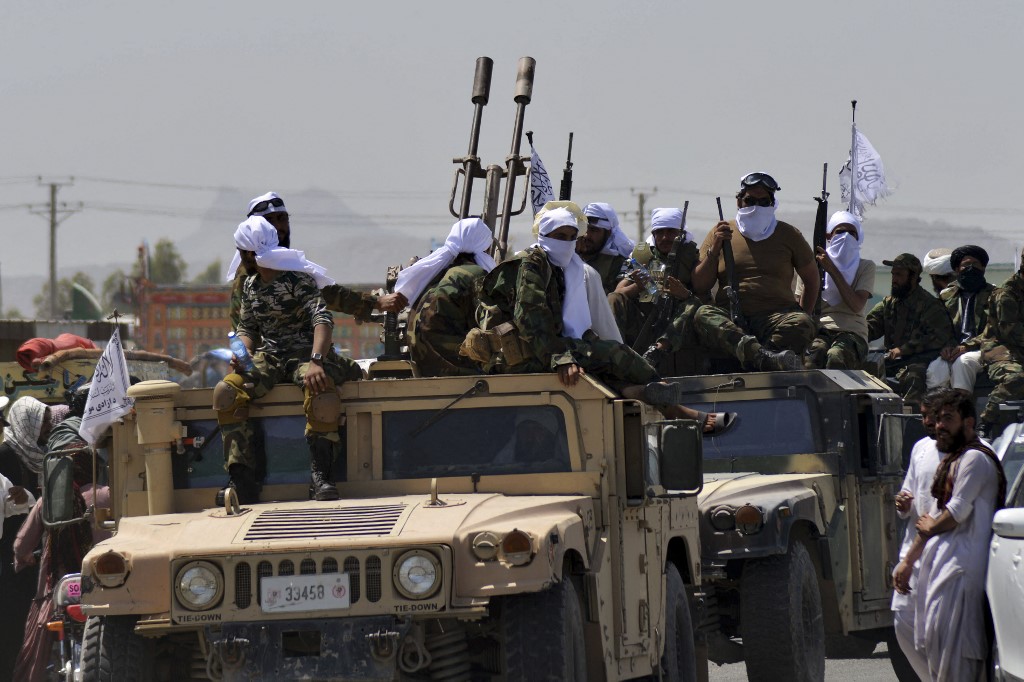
[913,449,1000,681]
[583,264,623,343]
[891,436,941,681]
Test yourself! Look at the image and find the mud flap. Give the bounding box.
[216,616,412,682]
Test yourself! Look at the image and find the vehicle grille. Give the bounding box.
[243,504,407,541]
[236,554,382,608]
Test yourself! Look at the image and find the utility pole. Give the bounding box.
[28,177,80,319]
[630,187,657,242]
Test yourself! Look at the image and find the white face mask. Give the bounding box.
[826,231,860,268]
[537,236,576,268]
[735,205,778,241]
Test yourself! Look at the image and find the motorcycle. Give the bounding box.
[47,573,85,682]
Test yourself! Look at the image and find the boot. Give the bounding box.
[753,346,803,372]
[309,436,340,501]
[216,463,260,506]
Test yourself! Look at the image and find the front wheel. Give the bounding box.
[81,616,154,682]
[740,542,825,682]
[653,563,697,682]
[501,577,588,681]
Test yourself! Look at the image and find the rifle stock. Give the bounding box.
[716,197,745,328]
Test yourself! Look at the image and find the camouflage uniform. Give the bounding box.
[477,247,658,385]
[804,330,868,371]
[407,255,486,377]
[581,252,626,295]
[218,271,361,471]
[939,281,995,348]
[866,284,954,402]
[979,272,1024,424]
[230,270,377,330]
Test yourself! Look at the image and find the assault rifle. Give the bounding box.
[632,201,689,353]
[812,163,829,317]
[559,132,574,201]
[716,197,746,328]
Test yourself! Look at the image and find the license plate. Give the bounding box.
[260,573,351,613]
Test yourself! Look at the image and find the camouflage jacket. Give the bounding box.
[866,284,954,359]
[237,271,334,358]
[939,280,996,349]
[408,256,486,377]
[477,247,575,369]
[321,284,378,321]
[581,252,626,294]
[980,272,1024,358]
[230,270,246,331]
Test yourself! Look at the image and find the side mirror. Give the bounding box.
[992,507,1024,539]
[650,419,703,495]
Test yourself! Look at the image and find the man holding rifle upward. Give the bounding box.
[689,172,817,371]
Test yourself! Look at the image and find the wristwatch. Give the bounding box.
[310,352,324,363]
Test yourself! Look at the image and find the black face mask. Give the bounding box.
[957,265,987,293]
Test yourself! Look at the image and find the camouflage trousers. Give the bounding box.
[607,291,649,347]
[496,337,659,387]
[216,350,362,470]
[804,329,869,370]
[884,355,933,404]
[981,359,1024,424]
[692,305,817,365]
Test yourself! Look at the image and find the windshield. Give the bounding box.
[691,398,818,459]
[383,405,571,479]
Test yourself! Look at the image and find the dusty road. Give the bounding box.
[708,642,899,681]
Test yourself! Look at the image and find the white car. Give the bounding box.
[988,425,1024,682]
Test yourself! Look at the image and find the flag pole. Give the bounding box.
[849,100,858,213]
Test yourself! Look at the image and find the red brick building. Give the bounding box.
[134,282,384,361]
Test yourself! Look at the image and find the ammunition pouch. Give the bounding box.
[460,322,528,368]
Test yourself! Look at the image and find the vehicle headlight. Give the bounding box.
[734,504,765,535]
[175,561,223,611]
[471,532,501,561]
[92,551,130,588]
[393,550,441,599]
[708,505,736,531]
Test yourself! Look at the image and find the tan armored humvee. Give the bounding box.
[78,372,706,681]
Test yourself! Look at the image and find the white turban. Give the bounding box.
[535,208,592,339]
[5,397,47,474]
[645,207,690,247]
[822,211,863,307]
[394,218,497,306]
[583,203,635,259]
[922,248,954,276]
[231,216,335,288]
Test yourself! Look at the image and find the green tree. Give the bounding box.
[192,259,223,285]
[102,269,133,310]
[146,239,187,284]
[2,307,24,319]
[33,272,96,318]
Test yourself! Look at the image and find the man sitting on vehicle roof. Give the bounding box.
[976,248,1024,438]
[867,253,955,404]
[688,172,815,371]
[575,202,634,294]
[215,217,363,503]
[922,247,956,297]
[464,207,736,436]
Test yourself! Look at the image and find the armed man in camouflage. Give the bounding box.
[867,253,955,403]
[688,172,814,371]
[575,203,634,294]
[228,192,387,333]
[383,218,496,377]
[927,245,995,393]
[978,250,1024,436]
[215,217,362,503]
[466,207,736,435]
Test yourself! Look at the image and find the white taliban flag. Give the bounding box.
[839,127,892,217]
[529,144,555,215]
[79,327,135,446]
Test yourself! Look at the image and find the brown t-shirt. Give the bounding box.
[699,220,814,315]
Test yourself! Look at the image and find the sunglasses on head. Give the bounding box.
[739,195,774,208]
[740,172,781,192]
[248,197,285,215]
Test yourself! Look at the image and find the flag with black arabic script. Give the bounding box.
[529,144,555,216]
[79,327,134,446]
[839,128,891,217]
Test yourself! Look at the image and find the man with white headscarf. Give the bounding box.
[227,192,386,332]
[610,207,713,375]
[801,211,876,369]
[214,217,363,503]
[690,172,818,370]
[385,218,496,376]
[576,203,635,293]
[922,247,956,297]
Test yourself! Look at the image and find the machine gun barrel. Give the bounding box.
[494,56,536,262]
[450,57,493,219]
[558,132,574,201]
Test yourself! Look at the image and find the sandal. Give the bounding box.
[698,411,738,437]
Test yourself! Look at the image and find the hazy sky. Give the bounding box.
[2,1,1021,289]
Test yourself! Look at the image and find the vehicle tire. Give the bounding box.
[501,577,587,681]
[650,563,698,682]
[740,542,825,682]
[825,632,879,659]
[884,628,920,682]
[80,615,154,682]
